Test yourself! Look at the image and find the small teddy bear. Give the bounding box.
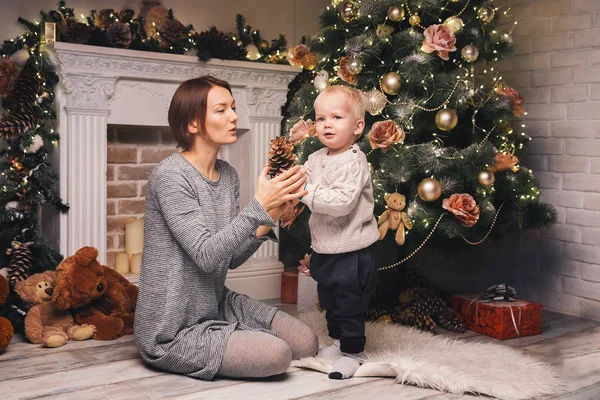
[378,192,413,246]
[15,271,95,347]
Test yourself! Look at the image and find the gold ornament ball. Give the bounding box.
[409,14,421,27]
[477,5,495,24]
[347,56,363,75]
[461,45,479,63]
[380,72,402,95]
[444,16,464,32]
[363,89,387,115]
[387,6,405,22]
[258,40,269,52]
[435,109,458,131]
[418,178,442,202]
[478,170,495,186]
[339,1,361,23]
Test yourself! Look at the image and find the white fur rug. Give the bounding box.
[293,311,564,400]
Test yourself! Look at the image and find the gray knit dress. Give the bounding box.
[134,153,279,380]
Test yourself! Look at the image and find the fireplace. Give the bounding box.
[46,42,300,299]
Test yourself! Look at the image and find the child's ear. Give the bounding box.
[354,119,365,136]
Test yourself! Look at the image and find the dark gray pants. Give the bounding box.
[309,242,377,354]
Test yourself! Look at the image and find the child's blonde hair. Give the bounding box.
[314,85,365,121]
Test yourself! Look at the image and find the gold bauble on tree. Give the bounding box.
[347,55,363,75]
[339,1,361,23]
[380,72,402,95]
[477,5,495,24]
[387,5,405,22]
[461,45,479,63]
[409,14,421,27]
[478,170,495,186]
[435,109,458,131]
[444,16,464,33]
[302,53,317,70]
[418,178,442,202]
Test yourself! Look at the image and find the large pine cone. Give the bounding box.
[0,109,38,141]
[268,137,296,177]
[61,20,92,44]
[412,297,446,316]
[106,22,132,48]
[7,242,33,287]
[393,308,437,332]
[160,19,186,48]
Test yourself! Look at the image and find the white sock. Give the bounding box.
[328,352,363,379]
[318,338,341,359]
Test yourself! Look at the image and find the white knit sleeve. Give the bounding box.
[301,156,368,217]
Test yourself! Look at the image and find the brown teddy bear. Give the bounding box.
[52,246,138,340]
[14,271,96,347]
[0,275,14,351]
[378,192,413,246]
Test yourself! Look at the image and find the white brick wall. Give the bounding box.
[450,0,600,321]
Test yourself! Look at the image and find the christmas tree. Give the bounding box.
[281,1,556,311]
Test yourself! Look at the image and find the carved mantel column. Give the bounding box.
[58,74,117,262]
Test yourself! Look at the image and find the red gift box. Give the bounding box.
[450,294,542,340]
[281,270,298,304]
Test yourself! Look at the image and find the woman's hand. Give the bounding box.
[255,165,307,211]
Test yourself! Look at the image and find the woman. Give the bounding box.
[134,76,318,380]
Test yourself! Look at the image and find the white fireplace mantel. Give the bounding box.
[46,42,300,300]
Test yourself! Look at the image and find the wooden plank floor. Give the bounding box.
[1,301,599,400]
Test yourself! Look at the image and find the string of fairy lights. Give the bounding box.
[285,0,547,268]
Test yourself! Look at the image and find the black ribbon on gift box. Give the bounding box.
[483,283,518,302]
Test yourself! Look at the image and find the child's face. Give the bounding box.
[314,92,364,156]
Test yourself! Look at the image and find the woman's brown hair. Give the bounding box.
[168,75,232,150]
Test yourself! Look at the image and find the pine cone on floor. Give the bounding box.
[412,296,446,316]
[106,21,132,48]
[267,137,296,177]
[366,308,391,322]
[398,287,438,307]
[436,308,466,333]
[7,242,33,287]
[393,308,437,332]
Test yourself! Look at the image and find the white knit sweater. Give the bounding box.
[300,144,379,254]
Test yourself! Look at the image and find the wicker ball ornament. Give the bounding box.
[363,89,387,115]
[418,178,442,202]
[435,109,458,131]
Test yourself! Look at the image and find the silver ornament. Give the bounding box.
[347,56,363,75]
[461,45,479,63]
[387,6,405,22]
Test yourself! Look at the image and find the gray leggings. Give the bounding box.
[216,310,318,378]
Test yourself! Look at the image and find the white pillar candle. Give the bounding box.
[125,219,144,262]
[130,253,143,274]
[115,252,129,274]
